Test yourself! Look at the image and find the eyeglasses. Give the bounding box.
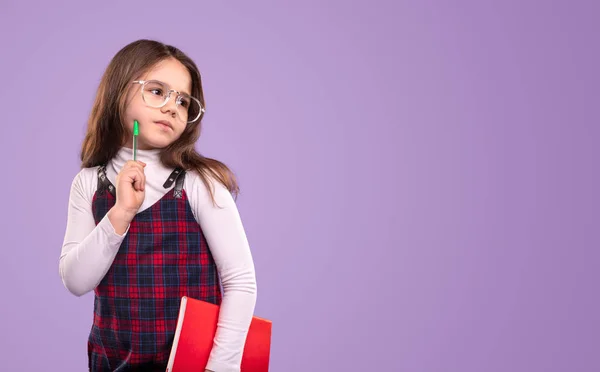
[132,80,204,124]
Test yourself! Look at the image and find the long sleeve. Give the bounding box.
[59,168,129,296]
[186,173,258,372]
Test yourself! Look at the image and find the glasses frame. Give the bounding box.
[132,80,205,124]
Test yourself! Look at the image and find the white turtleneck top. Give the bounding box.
[59,147,257,372]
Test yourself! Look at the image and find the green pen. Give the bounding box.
[133,120,139,161]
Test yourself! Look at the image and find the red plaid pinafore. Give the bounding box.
[87,165,222,371]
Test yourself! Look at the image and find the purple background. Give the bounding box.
[1,1,598,371]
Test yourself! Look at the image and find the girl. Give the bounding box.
[59,39,257,372]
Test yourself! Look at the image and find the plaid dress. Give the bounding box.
[87,165,222,371]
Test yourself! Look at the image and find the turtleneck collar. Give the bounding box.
[106,146,174,188]
[107,146,173,178]
[103,146,183,204]
[113,146,162,167]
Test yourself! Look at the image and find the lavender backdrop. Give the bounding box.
[0,1,598,371]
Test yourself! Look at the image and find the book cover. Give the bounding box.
[166,296,272,372]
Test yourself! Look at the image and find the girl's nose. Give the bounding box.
[161,93,178,116]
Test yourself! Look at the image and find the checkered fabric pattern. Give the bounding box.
[87,166,222,371]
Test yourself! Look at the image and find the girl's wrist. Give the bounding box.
[107,205,135,235]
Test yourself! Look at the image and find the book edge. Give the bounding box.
[166,296,188,371]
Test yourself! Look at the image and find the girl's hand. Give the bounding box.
[113,160,147,221]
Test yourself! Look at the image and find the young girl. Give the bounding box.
[59,39,257,372]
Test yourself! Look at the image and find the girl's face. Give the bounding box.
[122,58,193,150]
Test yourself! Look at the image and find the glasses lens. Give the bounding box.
[176,94,202,123]
[142,81,168,108]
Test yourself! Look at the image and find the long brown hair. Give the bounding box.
[80,39,239,203]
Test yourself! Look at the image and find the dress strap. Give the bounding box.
[163,167,186,199]
[97,164,116,196]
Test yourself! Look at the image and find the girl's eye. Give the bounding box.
[150,89,163,96]
[177,96,190,108]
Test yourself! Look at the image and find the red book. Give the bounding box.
[166,296,272,372]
